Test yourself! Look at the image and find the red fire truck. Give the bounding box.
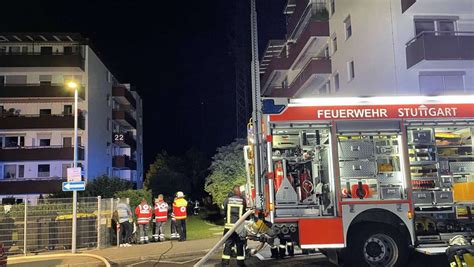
[246,95,474,266]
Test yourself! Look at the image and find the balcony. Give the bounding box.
[406,31,474,69]
[286,0,329,39]
[112,132,136,149]
[113,155,136,170]
[0,178,66,194]
[112,85,137,109]
[401,0,416,13]
[268,57,331,97]
[0,113,85,130]
[0,52,85,70]
[0,84,85,100]
[113,110,137,129]
[0,146,84,161]
[261,20,329,92]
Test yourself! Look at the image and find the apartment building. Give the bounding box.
[0,33,143,203]
[260,0,474,97]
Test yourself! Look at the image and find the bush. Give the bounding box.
[114,189,152,210]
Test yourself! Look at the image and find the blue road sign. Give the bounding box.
[62,181,86,191]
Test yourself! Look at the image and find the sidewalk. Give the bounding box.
[8,237,221,267]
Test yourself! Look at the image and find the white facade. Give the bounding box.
[326,0,474,96]
[0,33,143,201]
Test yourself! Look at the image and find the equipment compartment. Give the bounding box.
[413,191,434,206]
[434,191,454,205]
[381,186,402,200]
[338,140,374,159]
[339,160,377,178]
[409,130,433,144]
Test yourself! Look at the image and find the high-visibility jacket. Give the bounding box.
[135,204,152,225]
[224,194,246,229]
[154,201,168,222]
[172,198,188,220]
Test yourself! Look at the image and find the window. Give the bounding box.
[40,109,52,116]
[64,46,73,55]
[348,61,355,81]
[344,16,352,39]
[21,46,28,54]
[9,46,20,54]
[4,165,16,179]
[6,75,27,84]
[4,136,19,147]
[415,19,455,36]
[39,139,51,146]
[63,137,72,147]
[332,35,337,54]
[39,75,52,86]
[330,0,335,15]
[64,105,73,115]
[419,72,465,94]
[38,164,50,177]
[334,73,340,91]
[18,165,24,178]
[40,46,52,55]
[0,76,4,85]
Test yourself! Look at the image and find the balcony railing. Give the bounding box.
[0,179,66,194]
[0,113,85,130]
[406,31,474,68]
[113,155,137,170]
[287,0,329,38]
[0,84,85,99]
[0,52,85,69]
[112,110,137,129]
[0,145,84,161]
[112,85,137,109]
[268,57,331,97]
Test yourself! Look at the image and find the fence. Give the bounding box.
[0,196,121,255]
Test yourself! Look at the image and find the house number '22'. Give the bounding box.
[114,134,124,141]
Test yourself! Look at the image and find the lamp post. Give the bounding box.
[66,80,79,254]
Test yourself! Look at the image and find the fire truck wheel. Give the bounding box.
[348,223,408,267]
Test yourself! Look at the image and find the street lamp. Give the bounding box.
[66,80,79,254]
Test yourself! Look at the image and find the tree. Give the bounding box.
[83,175,133,198]
[184,147,210,200]
[145,151,189,198]
[204,139,247,206]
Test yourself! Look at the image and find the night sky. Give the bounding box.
[0,0,286,168]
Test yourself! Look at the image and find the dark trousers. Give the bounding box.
[221,229,245,267]
[119,221,132,244]
[177,219,186,241]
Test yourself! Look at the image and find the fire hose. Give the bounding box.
[193,208,255,267]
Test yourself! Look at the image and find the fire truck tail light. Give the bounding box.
[408,211,413,220]
[269,203,274,211]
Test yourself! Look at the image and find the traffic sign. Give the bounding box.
[67,167,82,182]
[62,181,86,191]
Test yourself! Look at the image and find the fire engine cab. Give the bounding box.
[248,95,474,266]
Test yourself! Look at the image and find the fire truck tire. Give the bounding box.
[348,223,409,267]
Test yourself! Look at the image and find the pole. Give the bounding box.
[250,0,264,210]
[23,198,27,256]
[97,196,101,249]
[193,209,254,267]
[72,88,78,253]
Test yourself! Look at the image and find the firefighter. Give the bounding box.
[173,191,188,242]
[135,198,152,244]
[221,185,247,267]
[153,194,168,242]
